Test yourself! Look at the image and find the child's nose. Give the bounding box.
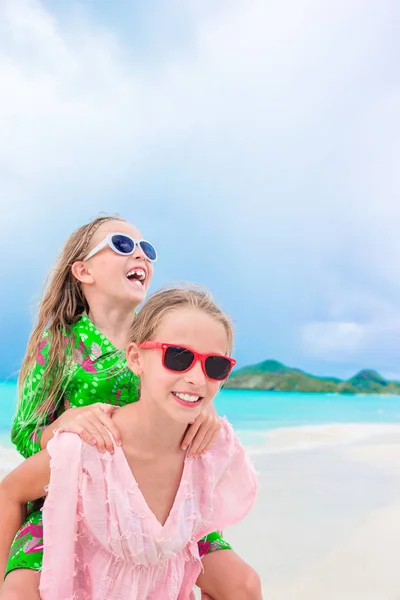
[184,359,206,386]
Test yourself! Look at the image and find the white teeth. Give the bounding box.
[126,268,146,281]
[174,392,200,403]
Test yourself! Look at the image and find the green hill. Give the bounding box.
[225,360,400,395]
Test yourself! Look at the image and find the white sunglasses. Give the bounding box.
[84,233,157,262]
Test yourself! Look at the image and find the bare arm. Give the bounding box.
[0,451,50,578]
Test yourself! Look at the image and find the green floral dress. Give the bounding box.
[6,315,230,575]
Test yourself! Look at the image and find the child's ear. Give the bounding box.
[71,261,95,284]
[126,342,143,376]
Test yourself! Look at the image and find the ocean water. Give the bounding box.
[2,381,400,448]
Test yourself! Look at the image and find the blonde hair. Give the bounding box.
[19,215,126,420]
[130,286,234,355]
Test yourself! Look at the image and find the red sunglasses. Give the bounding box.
[139,342,236,381]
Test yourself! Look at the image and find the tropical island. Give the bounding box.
[224,360,400,395]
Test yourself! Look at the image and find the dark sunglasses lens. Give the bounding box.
[164,346,194,372]
[111,234,135,254]
[140,241,157,261]
[205,356,232,380]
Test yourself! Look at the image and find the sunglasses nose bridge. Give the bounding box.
[184,356,207,384]
[132,244,147,261]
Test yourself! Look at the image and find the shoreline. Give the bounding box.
[243,422,400,454]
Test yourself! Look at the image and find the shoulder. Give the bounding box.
[47,430,110,473]
[213,417,239,454]
[47,430,83,459]
[34,327,69,360]
[197,418,242,470]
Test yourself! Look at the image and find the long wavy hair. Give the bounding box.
[18,215,126,421]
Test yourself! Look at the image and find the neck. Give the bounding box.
[125,396,188,453]
[87,302,137,350]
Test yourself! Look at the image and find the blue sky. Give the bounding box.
[0,0,399,380]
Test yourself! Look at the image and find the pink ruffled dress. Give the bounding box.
[39,419,257,600]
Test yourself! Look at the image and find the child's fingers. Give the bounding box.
[187,422,209,457]
[70,420,108,452]
[181,419,202,451]
[197,428,219,455]
[87,419,115,454]
[93,407,122,447]
[95,403,119,415]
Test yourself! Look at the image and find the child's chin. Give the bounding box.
[128,288,146,303]
[174,409,202,424]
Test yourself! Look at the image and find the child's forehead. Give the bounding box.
[155,308,228,348]
[158,307,208,326]
[92,220,142,242]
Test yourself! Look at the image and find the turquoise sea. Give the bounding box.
[2,380,400,448]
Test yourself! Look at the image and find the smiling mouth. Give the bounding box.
[172,392,203,407]
[126,267,146,286]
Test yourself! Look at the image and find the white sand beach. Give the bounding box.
[230,424,400,599]
[2,424,400,599]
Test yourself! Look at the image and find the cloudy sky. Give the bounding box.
[0,0,399,380]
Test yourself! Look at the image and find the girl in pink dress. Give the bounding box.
[0,286,258,600]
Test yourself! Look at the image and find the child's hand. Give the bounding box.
[181,404,221,457]
[56,404,121,453]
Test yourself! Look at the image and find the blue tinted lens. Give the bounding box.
[111,235,135,254]
[139,241,157,261]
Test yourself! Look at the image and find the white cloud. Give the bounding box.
[301,316,400,371]
[1,0,399,374]
[2,0,397,219]
[301,321,366,359]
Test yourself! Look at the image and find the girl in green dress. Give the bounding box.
[0,215,261,600]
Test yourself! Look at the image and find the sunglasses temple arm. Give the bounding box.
[84,238,108,261]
